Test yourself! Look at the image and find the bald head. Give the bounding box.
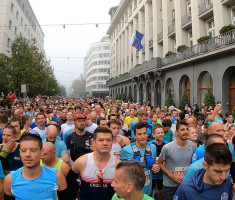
[90,112,97,123]
[43,142,56,152]
[208,122,223,136]
[46,125,58,143]
[42,142,56,165]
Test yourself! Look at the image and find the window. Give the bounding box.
[232,8,235,26]
[15,27,17,35]
[21,18,23,25]
[207,20,215,37]
[188,30,193,47]
[9,20,12,30]
[7,38,11,48]
[16,11,19,19]
[11,3,14,13]
[172,9,175,20]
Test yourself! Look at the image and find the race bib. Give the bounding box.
[144,170,151,186]
[113,152,121,159]
[174,167,188,178]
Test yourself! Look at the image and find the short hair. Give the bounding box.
[152,125,164,134]
[134,123,146,135]
[108,114,117,120]
[108,119,121,127]
[225,112,233,118]
[93,127,113,140]
[75,105,81,111]
[36,112,46,119]
[4,125,17,135]
[97,117,106,126]
[162,119,172,127]
[22,115,31,125]
[10,117,21,124]
[0,114,8,124]
[138,112,148,118]
[116,161,145,190]
[204,143,232,166]
[20,133,43,150]
[176,121,188,131]
[205,133,224,146]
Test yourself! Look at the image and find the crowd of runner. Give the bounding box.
[0,94,235,200]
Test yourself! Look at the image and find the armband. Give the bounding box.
[0,148,10,158]
[4,193,15,200]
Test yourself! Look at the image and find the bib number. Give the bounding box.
[174,167,188,178]
[144,170,151,186]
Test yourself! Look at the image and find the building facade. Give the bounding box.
[107,0,235,113]
[0,0,44,57]
[85,36,110,98]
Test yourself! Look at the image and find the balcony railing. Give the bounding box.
[157,32,163,41]
[149,38,153,47]
[168,22,175,34]
[199,0,213,16]
[106,73,130,86]
[181,12,191,26]
[162,29,235,66]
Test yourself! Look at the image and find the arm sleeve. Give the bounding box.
[4,194,15,200]
[57,188,71,200]
[66,169,79,200]
[65,135,71,150]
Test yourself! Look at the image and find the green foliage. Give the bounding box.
[3,97,13,109]
[232,106,235,119]
[116,93,121,100]
[165,89,175,107]
[178,90,191,110]
[71,74,86,97]
[177,45,188,52]
[197,36,212,43]
[219,24,235,34]
[127,92,133,102]
[0,36,60,97]
[165,51,176,57]
[203,88,216,108]
[122,94,127,102]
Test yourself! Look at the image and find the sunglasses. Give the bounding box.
[22,130,40,137]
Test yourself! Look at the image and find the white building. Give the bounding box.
[106,0,235,113]
[0,0,44,57]
[85,36,110,98]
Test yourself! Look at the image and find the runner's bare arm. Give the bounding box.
[57,170,67,191]
[4,174,15,199]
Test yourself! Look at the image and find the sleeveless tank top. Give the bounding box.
[40,158,63,171]
[80,152,115,200]
[11,166,58,200]
[110,142,122,159]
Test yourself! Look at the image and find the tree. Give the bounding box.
[3,36,60,97]
[165,89,175,107]
[203,88,216,108]
[178,90,191,110]
[59,85,67,97]
[71,74,86,97]
[127,92,133,102]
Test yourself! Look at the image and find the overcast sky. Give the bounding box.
[28,0,120,89]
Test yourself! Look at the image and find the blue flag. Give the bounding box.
[132,30,144,52]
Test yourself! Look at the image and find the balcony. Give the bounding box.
[106,72,130,86]
[162,29,235,66]
[221,0,235,6]
[198,0,213,19]
[130,57,161,77]
[149,38,153,48]
[168,22,175,35]
[157,32,163,41]
[181,12,192,28]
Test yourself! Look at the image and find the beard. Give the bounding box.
[77,127,84,131]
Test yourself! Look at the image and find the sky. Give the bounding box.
[28,0,120,89]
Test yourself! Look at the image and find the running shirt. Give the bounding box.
[0,144,23,175]
[112,193,154,200]
[111,142,122,159]
[11,166,58,200]
[40,158,63,171]
[66,131,93,161]
[80,152,116,200]
[32,126,47,135]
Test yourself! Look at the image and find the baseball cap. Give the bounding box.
[74,114,86,120]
